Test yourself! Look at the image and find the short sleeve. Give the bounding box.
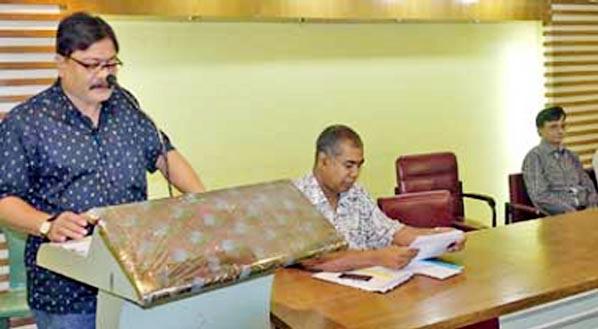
[348,184,403,250]
[0,117,32,200]
[140,118,175,173]
[363,198,404,249]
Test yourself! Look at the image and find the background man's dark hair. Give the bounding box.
[56,12,119,57]
[536,106,566,129]
[315,125,363,161]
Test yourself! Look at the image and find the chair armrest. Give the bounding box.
[0,288,30,318]
[451,221,487,232]
[504,202,548,224]
[463,192,497,227]
[462,193,496,207]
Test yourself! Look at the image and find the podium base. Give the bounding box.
[97,274,274,329]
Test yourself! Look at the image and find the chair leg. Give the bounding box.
[492,205,497,227]
[0,317,9,329]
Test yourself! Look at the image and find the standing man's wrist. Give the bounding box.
[38,213,58,238]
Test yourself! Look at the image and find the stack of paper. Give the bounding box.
[49,236,93,257]
[406,259,463,280]
[313,260,463,293]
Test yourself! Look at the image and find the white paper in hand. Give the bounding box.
[409,230,464,260]
[49,236,93,257]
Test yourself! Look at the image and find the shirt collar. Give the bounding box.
[305,173,332,206]
[539,140,565,155]
[306,172,357,204]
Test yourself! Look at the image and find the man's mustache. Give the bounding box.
[89,82,111,90]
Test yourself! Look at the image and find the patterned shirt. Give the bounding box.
[522,141,597,215]
[0,81,173,314]
[293,174,403,250]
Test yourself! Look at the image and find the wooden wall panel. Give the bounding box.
[545,1,598,166]
[0,1,59,119]
[0,2,61,328]
[65,0,547,22]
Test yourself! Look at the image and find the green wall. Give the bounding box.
[109,20,545,226]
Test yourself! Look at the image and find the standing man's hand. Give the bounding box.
[45,211,89,242]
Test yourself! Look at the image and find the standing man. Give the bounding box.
[294,125,464,272]
[0,12,205,328]
[523,106,597,215]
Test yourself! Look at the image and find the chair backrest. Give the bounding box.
[507,173,537,223]
[396,152,464,220]
[0,229,27,291]
[378,190,453,228]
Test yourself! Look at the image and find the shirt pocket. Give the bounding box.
[34,133,96,182]
[107,135,148,195]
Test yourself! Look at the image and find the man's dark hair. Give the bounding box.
[536,106,566,129]
[56,12,119,57]
[315,125,363,161]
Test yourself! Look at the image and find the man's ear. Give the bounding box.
[317,151,329,167]
[55,54,67,77]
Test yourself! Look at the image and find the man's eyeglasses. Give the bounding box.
[68,56,123,72]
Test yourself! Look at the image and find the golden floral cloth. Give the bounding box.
[91,180,346,306]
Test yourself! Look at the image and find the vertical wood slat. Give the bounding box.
[0,4,63,328]
[0,233,7,293]
[546,1,598,166]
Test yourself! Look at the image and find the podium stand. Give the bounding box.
[37,180,346,329]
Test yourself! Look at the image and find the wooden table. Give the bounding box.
[271,209,598,329]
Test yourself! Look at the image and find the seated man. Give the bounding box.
[523,106,598,215]
[294,124,464,272]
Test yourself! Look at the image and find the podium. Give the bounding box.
[37,180,346,329]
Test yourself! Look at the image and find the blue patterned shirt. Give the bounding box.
[293,174,403,250]
[0,81,173,314]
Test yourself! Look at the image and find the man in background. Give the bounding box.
[523,106,597,215]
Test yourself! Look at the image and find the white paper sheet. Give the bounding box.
[409,230,464,260]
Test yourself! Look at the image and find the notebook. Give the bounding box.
[313,266,413,293]
[312,260,463,293]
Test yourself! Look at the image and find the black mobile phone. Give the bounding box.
[338,273,373,281]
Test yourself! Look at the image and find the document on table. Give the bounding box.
[406,259,463,280]
[313,266,413,293]
[313,260,463,293]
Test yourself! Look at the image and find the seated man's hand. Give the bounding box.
[373,246,418,269]
[430,227,467,252]
[46,211,89,242]
[297,245,418,272]
[447,235,466,252]
[394,225,467,252]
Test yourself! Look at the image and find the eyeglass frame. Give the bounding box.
[67,55,123,73]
